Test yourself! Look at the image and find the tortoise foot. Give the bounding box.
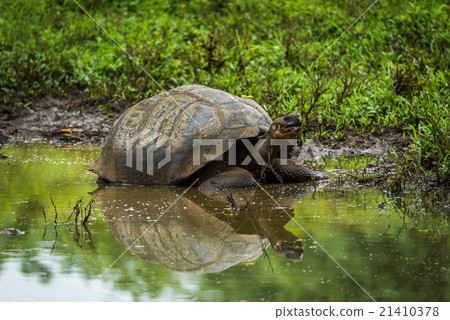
[198,168,256,190]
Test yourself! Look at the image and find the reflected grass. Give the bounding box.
[0,143,448,301]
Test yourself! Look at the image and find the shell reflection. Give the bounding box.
[92,185,315,273]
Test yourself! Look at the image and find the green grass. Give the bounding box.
[0,0,448,181]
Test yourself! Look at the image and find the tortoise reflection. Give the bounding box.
[92,185,315,273]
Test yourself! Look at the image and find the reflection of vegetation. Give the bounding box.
[384,180,449,242]
[324,156,449,240]
[286,189,449,302]
[0,144,448,301]
[384,165,449,241]
[20,254,53,284]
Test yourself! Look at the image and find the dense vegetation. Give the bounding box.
[0,0,448,181]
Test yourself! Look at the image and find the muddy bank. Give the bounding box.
[314,128,411,157]
[0,96,411,157]
[0,96,123,146]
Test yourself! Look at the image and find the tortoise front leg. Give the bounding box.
[261,159,328,183]
[198,167,256,190]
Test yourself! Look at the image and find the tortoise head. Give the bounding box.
[269,113,302,139]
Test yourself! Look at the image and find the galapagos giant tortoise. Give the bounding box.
[89,85,327,189]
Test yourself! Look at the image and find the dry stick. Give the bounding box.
[49,194,58,224]
[259,147,284,186]
[252,220,274,274]
[66,224,82,248]
[75,224,82,248]
[83,224,98,254]
[67,198,83,223]
[222,191,240,212]
[80,199,84,224]
[63,133,89,141]
[66,206,75,223]
[74,201,81,226]
[50,224,58,255]
[42,223,47,241]
[83,200,94,226]
[42,208,47,224]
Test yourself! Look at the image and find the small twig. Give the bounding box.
[221,191,240,211]
[63,133,89,141]
[50,224,58,255]
[74,205,80,225]
[49,194,58,224]
[42,208,48,240]
[42,208,47,224]
[304,78,329,122]
[42,224,47,241]
[83,224,98,254]
[67,198,82,223]
[256,228,274,273]
[83,200,94,226]
[66,224,82,248]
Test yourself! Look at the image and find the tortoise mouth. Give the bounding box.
[273,113,302,137]
[276,123,302,137]
[283,123,302,131]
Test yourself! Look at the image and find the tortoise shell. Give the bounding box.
[89,85,272,185]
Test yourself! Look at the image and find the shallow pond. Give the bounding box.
[0,143,448,301]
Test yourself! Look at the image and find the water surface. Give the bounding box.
[0,143,448,301]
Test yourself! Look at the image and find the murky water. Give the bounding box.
[0,143,448,301]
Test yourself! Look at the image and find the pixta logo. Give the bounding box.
[192,139,324,166]
[125,129,171,175]
[125,134,324,176]
[193,138,309,166]
[295,139,325,165]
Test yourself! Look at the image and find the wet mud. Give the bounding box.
[0,96,122,146]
